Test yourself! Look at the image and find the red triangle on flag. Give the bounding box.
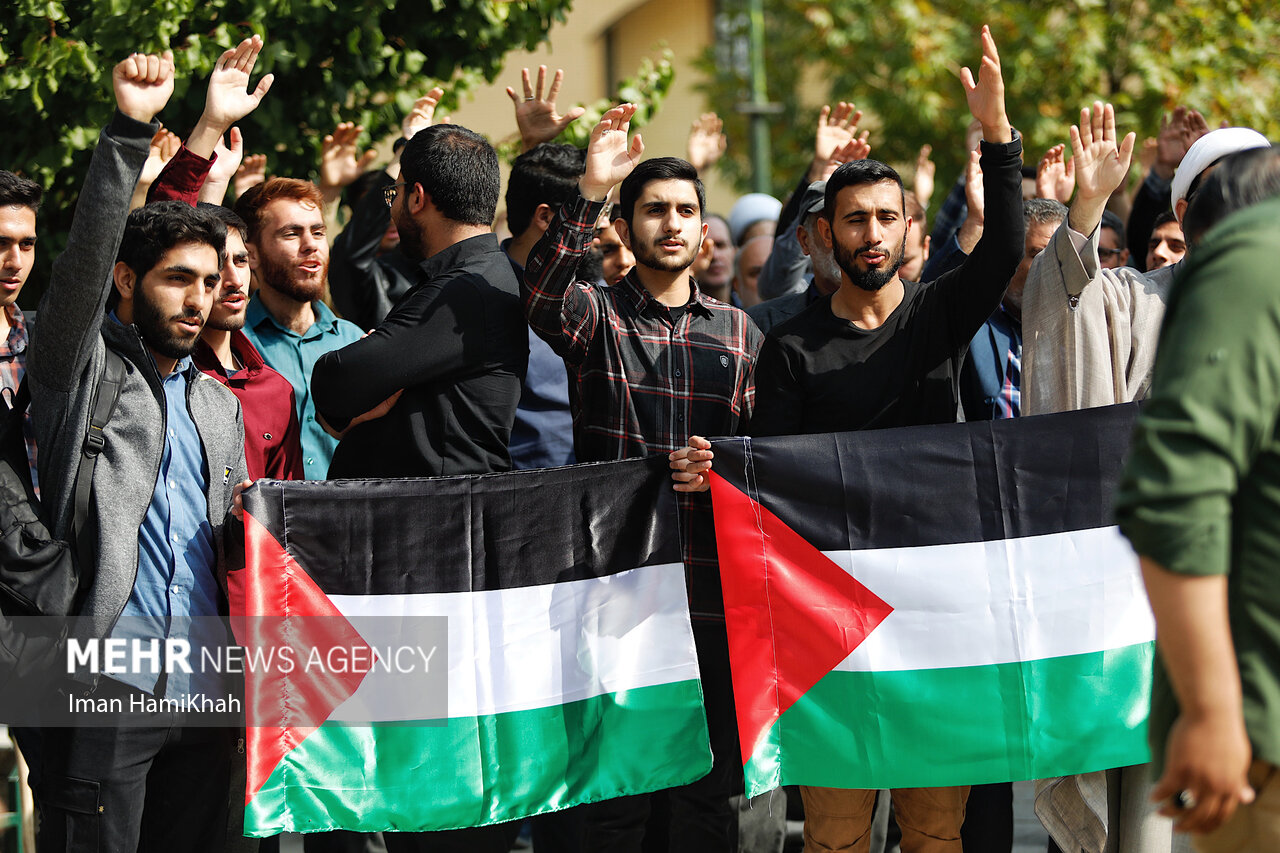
[231,510,377,803]
[708,470,893,766]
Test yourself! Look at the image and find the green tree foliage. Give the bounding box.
[699,0,1280,200]
[0,0,573,300]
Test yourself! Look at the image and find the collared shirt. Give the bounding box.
[242,295,363,479]
[0,305,37,494]
[109,355,221,698]
[315,233,527,479]
[525,194,762,463]
[990,306,1022,419]
[193,330,304,481]
[524,194,762,617]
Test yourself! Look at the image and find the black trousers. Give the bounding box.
[32,685,237,853]
[579,621,741,853]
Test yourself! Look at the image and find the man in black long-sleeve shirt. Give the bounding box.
[311,124,527,481]
[671,27,1025,852]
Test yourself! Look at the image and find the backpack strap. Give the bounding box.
[70,350,127,567]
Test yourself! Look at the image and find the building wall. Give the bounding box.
[447,0,740,217]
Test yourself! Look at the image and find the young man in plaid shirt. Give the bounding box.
[523,104,762,852]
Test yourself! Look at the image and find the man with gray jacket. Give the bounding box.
[24,50,253,852]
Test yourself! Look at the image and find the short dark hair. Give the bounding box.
[118,202,227,280]
[1100,210,1126,244]
[1151,210,1179,231]
[1183,147,1280,244]
[0,171,43,213]
[505,144,586,237]
[196,202,248,240]
[617,157,706,229]
[401,124,500,226]
[823,160,904,223]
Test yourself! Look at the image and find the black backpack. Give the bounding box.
[0,350,126,683]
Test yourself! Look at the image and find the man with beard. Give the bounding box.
[191,205,303,479]
[670,26,1023,852]
[743,26,1022,440]
[235,177,362,479]
[26,51,251,851]
[523,104,761,853]
[311,123,527,484]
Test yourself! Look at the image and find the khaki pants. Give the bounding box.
[800,785,970,853]
[1193,761,1280,853]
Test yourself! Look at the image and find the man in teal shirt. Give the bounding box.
[235,177,363,478]
[1116,150,1280,850]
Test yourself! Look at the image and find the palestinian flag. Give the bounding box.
[709,403,1154,796]
[232,457,711,836]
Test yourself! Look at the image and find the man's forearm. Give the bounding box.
[1140,556,1242,721]
[31,112,155,391]
[522,194,602,358]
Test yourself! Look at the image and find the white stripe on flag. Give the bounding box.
[326,563,700,722]
[828,526,1152,673]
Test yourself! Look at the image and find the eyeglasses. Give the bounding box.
[383,183,406,207]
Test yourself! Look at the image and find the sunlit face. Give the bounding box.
[119,242,220,361]
[1146,221,1186,270]
[1098,226,1129,270]
[206,227,251,332]
[0,205,37,308]
[619,179,706,274]
[822,180,909,293]
[1006,220,1059,316]
[251,198,329,302]
[593,220,635,285]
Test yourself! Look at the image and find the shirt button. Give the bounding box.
[168,429,175,437]
[171,533,180,542]
[306,415,314,422]
[168,480,176,488]
[306,457,314,465]
[677,413,685,422]
[674,369,681,377]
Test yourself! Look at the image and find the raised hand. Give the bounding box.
[820,134,871,181]
[956,149,985,253]
[402,87,446,141]
[579,104,645,202]
[687,112,727,171]
[234,153,267,199]
[507,66,586,152]
[113,50,176,124]
[202,36,273,129]
[131,127,180,209]
[209,128,245,186]
[1036,143,1075,203]
[1071,102,1136,201]
[960,26,1011,143]
[320,122,377,190]
[1068,102,1136,234]
[199,127,245,204]
[810,101,862,181]
[1153,106,1198,179]
[914,144,935,209]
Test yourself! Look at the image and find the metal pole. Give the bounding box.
[746,0,771,194]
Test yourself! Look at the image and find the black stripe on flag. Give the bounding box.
[712,403,1138,552]
[242,455,682,595]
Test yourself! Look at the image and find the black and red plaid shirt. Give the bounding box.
[523,194,762,617]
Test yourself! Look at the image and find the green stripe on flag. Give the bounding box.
[747,644,1153,795]
[246,679,710,836]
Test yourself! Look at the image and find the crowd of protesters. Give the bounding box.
[1,21,1277,853]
